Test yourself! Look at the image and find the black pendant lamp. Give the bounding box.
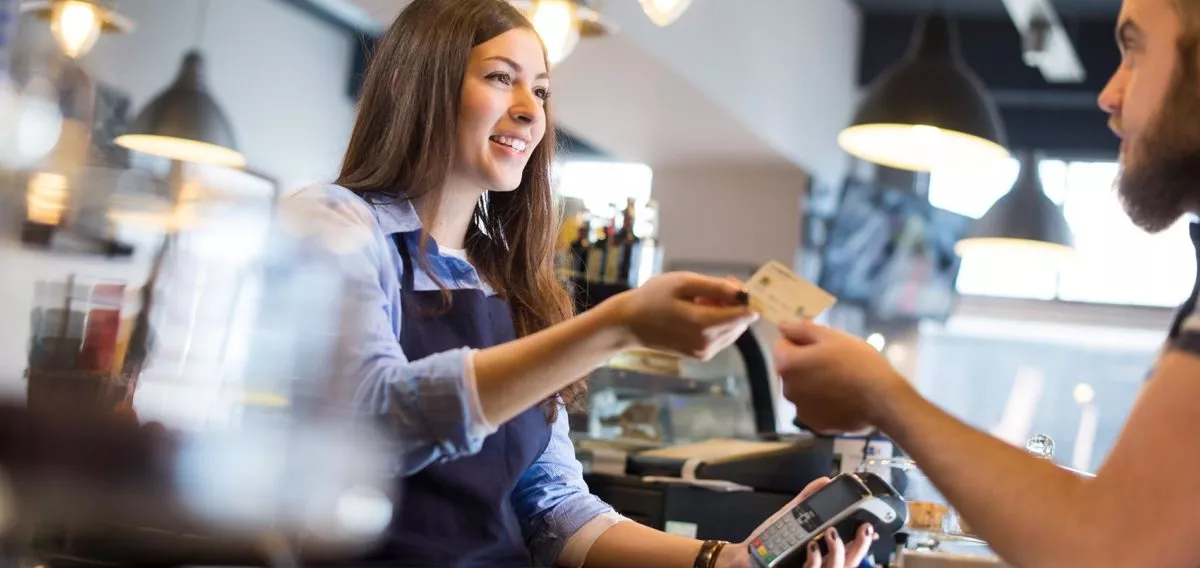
[113,0,243,168]
[838,12,1009,172]
[955,150,1074,258]
[113,51,244,168]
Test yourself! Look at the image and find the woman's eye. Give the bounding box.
[487,72,513,85]
[534,87,551,101]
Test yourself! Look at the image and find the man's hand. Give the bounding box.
[772,319,908,434]
[773,319,1200,567]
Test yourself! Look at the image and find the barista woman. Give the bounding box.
[288,0,877,566]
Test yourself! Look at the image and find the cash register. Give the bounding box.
[570,327,904,561]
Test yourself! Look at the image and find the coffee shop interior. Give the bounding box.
[0,0,1173,566]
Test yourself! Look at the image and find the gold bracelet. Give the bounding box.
[693,540,719,568]
[706,540,728,568]
[693,540,730,568]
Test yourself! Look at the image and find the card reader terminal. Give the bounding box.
[748,472,907,567]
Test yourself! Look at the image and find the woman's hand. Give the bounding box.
[718,477,879,568]
[473,273,754,428]
[604,272,758,360]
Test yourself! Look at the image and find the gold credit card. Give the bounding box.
[745,261,837,324]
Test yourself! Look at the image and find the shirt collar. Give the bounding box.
[364,191,423,235]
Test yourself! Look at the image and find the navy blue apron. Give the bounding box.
[365,232,553,567]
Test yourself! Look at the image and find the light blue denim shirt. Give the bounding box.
[283,183,614,565]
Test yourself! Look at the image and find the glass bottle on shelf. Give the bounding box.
[555,210,582,280]
[618,198,643,286]
[571,219,591,279]
[603,211,625,284]
[585,221,609,282]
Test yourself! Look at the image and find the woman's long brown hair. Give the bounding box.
[335,0,583,419]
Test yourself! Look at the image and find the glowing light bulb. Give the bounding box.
[0,77,64,168]
[885,344,908,366]
[1073,383,1095,405]
[530,0,579,67]
[866,333,886,351]
[639,0,692,27]
[50,1,102,59]
[26,172,70,226]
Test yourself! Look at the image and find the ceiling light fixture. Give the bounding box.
[20,0,134,59]
[114,51,244,168]
[838,12,1009,172]
[639,0,692,27]
[955,150,1074,260]
[113,0,242,168]
[510,0,613,67]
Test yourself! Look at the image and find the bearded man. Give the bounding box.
[774,0,1200,565]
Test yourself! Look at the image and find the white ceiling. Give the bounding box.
[583,0,862,185]
[546,34,789,168]
[347,0,410,23]
[344,0,791,169]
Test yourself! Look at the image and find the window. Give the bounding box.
[554,160,653,214]
[553,159,660,251]
[916,319,1159,473]
[929,159,1194,308]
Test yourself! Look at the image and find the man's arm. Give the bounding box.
[873,350,1200,567]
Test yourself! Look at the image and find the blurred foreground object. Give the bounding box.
[0,402,395,567]
[0,8,397,564]
[0,177,401,564]
[2,147,396,568]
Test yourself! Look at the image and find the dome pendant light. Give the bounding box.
[838,12,1009,172]
[114,51,243,168]
[113,0,243,168]
[509,0,613,67]
[20,0,135,59]
[639,0,692,27]
[955,150,1074,259]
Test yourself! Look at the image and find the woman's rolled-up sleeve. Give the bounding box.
[512,406,617,566]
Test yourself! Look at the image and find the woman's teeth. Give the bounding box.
[490,135,527,153]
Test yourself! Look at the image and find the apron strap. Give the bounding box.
[392,232,417,292]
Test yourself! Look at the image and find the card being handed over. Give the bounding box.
[745,261,837,325]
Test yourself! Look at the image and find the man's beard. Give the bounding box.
[1118,36,1200,233]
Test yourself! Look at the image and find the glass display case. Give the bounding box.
[568,326,778,451]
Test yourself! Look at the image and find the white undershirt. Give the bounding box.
[440,245,469,261]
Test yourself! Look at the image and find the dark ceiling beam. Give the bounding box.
[990,90,1099,109]
[859,14,1119,98]
[858,13,1121,157]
